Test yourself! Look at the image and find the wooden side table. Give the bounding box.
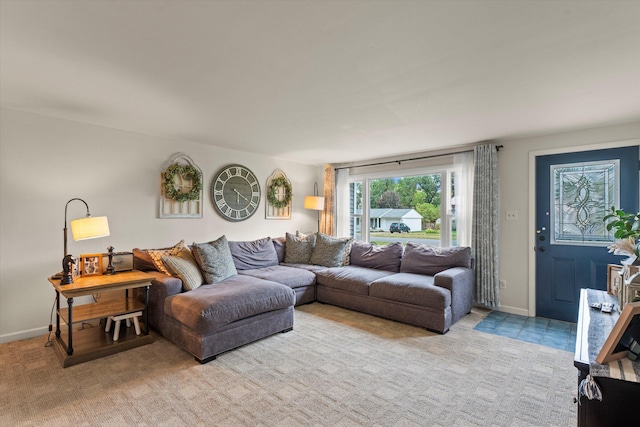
[48,270,154,368]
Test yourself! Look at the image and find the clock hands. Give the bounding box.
[233,188,249,203]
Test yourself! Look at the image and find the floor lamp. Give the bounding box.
[304,183,325,232]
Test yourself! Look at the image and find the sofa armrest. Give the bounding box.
[134,271,183,332]
[148,271,183,296]
[434,267,474,323]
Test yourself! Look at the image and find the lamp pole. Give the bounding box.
[63,198,91,257]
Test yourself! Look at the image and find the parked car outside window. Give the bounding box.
[389,222,410,233]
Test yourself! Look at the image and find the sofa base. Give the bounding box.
[293,285,316,306]
[198,354,217,364]
[195,325,294,364]
[161,306,295,363]
[317,285,451,333]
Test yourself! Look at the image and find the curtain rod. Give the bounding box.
[334,145,503,171]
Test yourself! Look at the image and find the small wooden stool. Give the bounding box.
[105,311,143,341]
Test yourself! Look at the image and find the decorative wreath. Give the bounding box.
[267,176,292,208]
[163,164,202,202]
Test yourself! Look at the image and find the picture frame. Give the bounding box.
[596,301,640,364]
[80,253,103,277]
[71,257,81,279]
[607,264,623,296]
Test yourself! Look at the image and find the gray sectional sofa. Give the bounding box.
[133,233,474,363]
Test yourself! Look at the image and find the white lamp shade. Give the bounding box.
[70,216,110,241]
[304,196,325,211]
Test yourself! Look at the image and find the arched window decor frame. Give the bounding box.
[265,169,292,220]
[159,152,203,219]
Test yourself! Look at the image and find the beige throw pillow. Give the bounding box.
[147,240,185,275]
[162,248,204,291]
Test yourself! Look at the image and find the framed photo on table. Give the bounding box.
[71,257,81,279]
[80,253,103,277]
[596,301,640,364]
[607,264,623,296]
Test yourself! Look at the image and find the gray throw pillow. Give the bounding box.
[400,242,471,275]
[191,235,238,284]
[228,237,279,270]
[284,232,316,264]
[349,241,404,272]
[309,233,353,267]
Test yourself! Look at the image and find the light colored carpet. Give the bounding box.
[0,303,576,426]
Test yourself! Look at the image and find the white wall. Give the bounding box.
[0,108,320,343]
[2,108,639,343]
[497,121,640,316]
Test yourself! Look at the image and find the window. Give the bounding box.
[337,157,470,247]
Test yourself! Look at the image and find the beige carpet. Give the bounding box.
[0,303,576,426]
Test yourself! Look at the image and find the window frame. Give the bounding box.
[345,164,455,244]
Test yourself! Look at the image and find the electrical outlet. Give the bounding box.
[500,280,507,289]
[506,210,518,221]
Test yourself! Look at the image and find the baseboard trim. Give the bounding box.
[0,326,49,344]
[493,305,530,317]
[473,303,530,318]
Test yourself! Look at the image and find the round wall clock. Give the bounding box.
[212,164,261,221]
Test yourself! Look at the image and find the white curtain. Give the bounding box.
[335,168,350,238]
[473,144,500,308]
[453,151,474,247]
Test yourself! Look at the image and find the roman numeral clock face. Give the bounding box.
[212,165,261,221]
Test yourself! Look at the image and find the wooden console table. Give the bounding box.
[574,288,640,426]
[49,270,154,368]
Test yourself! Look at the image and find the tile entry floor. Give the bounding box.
[474,311,577,352]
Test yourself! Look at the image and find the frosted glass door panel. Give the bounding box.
[550,160,619,246]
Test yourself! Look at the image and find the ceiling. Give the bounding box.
[1,1,639,165]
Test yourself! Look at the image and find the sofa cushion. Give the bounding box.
[163,275,294,334]
[272,237,286,263]
[315,266,394,296]
[133,240,185,273]
[280,263,328,274]
[284,232,316,264]
[349,241,403,272]
[370,272,451,310]
[192,235,238,284]
[400,242,472,275]
[162,248,203,291]
[309,233,353,267]
[239,265,316,289]
[228,237,279,271]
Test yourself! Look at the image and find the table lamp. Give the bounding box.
[60,198,110,285]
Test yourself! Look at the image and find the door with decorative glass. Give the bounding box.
[535,146,639,322]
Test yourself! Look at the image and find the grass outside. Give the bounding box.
[369,229,457,246]
[370,230,446,239]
